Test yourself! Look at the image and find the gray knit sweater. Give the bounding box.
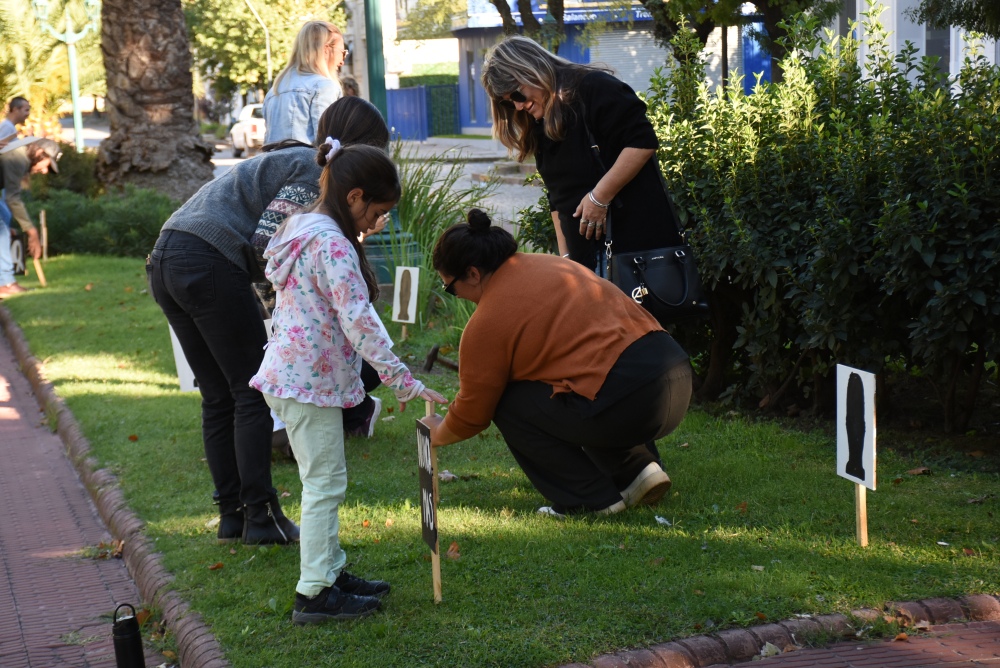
[159,146,321,281]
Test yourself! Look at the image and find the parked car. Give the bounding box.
[230,104,265,158]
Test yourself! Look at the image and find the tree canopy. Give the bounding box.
[183,0,346,101]
[908,0,1000,39]
[398,0,467,40]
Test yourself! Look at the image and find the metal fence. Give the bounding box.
[386,84,460,141]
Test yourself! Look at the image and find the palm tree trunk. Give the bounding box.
[97,0,214,203]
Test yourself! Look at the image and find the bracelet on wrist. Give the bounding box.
[588,190,610,209]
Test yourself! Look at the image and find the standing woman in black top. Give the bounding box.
[481,36,682,269]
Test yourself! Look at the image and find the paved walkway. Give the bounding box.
[0,332,163,667]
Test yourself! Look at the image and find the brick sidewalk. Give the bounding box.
[0,334,164,666]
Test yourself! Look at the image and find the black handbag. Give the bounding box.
[584,115,709,326]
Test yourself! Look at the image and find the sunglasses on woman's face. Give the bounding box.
[497,89,528,110]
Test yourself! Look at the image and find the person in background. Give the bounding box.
[252,144,447,623]
[481,36,683,269]
[263,21,346,145]
[340,75,360,98]
[147,99,388,547]
[0,137,59,298]
[424,209,691,518]
[0,97,31,146]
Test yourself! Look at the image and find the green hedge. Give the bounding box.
[25,186,178,258]
[398,74,459,87]
[648,9,1000,431]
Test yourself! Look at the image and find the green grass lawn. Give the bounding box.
[5,255,998,668]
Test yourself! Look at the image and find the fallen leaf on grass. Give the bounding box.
[362,520,371,528]
[84,283,93,291]
[446,541,461,560]
[127,434,138,442]
[381,415,395,422]
[162,650,177,660]
[692,623,702,630]
[760,642,781,657]
[386,406,394,414]
[385,518,394,527]
[755,612,768,620]
[650,557,665,566]
[678,442,689,448]
[751,565,765,571]
[280,491,291,498]
[439,470,458,482]
[937,541,950,546]
[124,286,133,293]
[208,562,224,571]
[362,453,370,460]
[693,589,704,596]
[229,548,237,555]
[655,516,672,527]
[967,494,993,504]
[736,502,748,514]
[963,548,976,557]
[967,450,986,458]
[907,466,931,475]
[136,608,152,626]
[894,632,908,642]
[892,477,903,485]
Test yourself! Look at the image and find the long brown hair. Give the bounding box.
[314,145,400,302]
[481,36,612,162]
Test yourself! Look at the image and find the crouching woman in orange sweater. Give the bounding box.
[423,209,692,517]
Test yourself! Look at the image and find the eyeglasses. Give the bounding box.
[442,276,459,296]
[327,43,349,58]
[497,89,527,110]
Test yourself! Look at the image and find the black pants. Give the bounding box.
[492,341,691,513]
[149,230,275,508]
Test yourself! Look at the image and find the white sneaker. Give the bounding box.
[621,462,672,507]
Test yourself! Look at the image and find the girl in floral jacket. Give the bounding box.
[251,143,446,624]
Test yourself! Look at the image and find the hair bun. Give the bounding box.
[467,208,491,233]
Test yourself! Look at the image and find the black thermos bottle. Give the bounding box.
[112,603,146,668]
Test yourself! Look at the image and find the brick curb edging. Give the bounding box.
[0,306,230,668]
[559,596,1000,667]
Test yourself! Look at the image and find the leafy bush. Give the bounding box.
[514,173,557,254]
[647,5,1000,431]
[398,74,459,88]
[25,186,178,257]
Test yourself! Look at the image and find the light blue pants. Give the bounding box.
[264,395,347,597]
[0,198,13,286]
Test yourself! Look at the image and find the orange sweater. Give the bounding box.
[442,253,663,440]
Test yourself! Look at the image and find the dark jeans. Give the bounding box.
[148,230,274,508]
[492,341,691,513]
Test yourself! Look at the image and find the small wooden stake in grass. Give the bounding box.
[416,400,442,603]
[400,324,408,342]
[32,258,47,288]
[855,483,868,547]
[40,209,48,260]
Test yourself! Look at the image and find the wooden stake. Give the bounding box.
[855,483,868,547]
[40,209,48,260]
[32,259,47,287]
[425,399,442,603]
[401,324,408,342]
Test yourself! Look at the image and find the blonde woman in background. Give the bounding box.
[263,21,347,145]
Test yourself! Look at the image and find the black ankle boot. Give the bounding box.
[269,498,300,543]
[243,499,297,545]
[218,501,244,544]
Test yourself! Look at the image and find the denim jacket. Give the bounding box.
[262,69,342,145]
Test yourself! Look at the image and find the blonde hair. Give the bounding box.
[273,20,342,90]
[482,36,611,162]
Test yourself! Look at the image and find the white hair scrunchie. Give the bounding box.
[324,137,342,163]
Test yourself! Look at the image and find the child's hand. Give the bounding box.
[399,387,448,413]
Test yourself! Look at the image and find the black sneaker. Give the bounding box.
[335,570,391,598]
[292,585,381,625]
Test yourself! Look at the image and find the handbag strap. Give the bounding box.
[578,105,686,277]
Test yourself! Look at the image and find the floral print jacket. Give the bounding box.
[250,212,424,408]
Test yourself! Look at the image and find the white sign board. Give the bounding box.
[392,266,419,324]
[168,325,198,392]
[837,364,876,490]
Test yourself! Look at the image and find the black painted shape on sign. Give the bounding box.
[845,372,867,481]
[416,419,437,552]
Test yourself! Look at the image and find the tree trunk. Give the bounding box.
[98,0,214,204]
